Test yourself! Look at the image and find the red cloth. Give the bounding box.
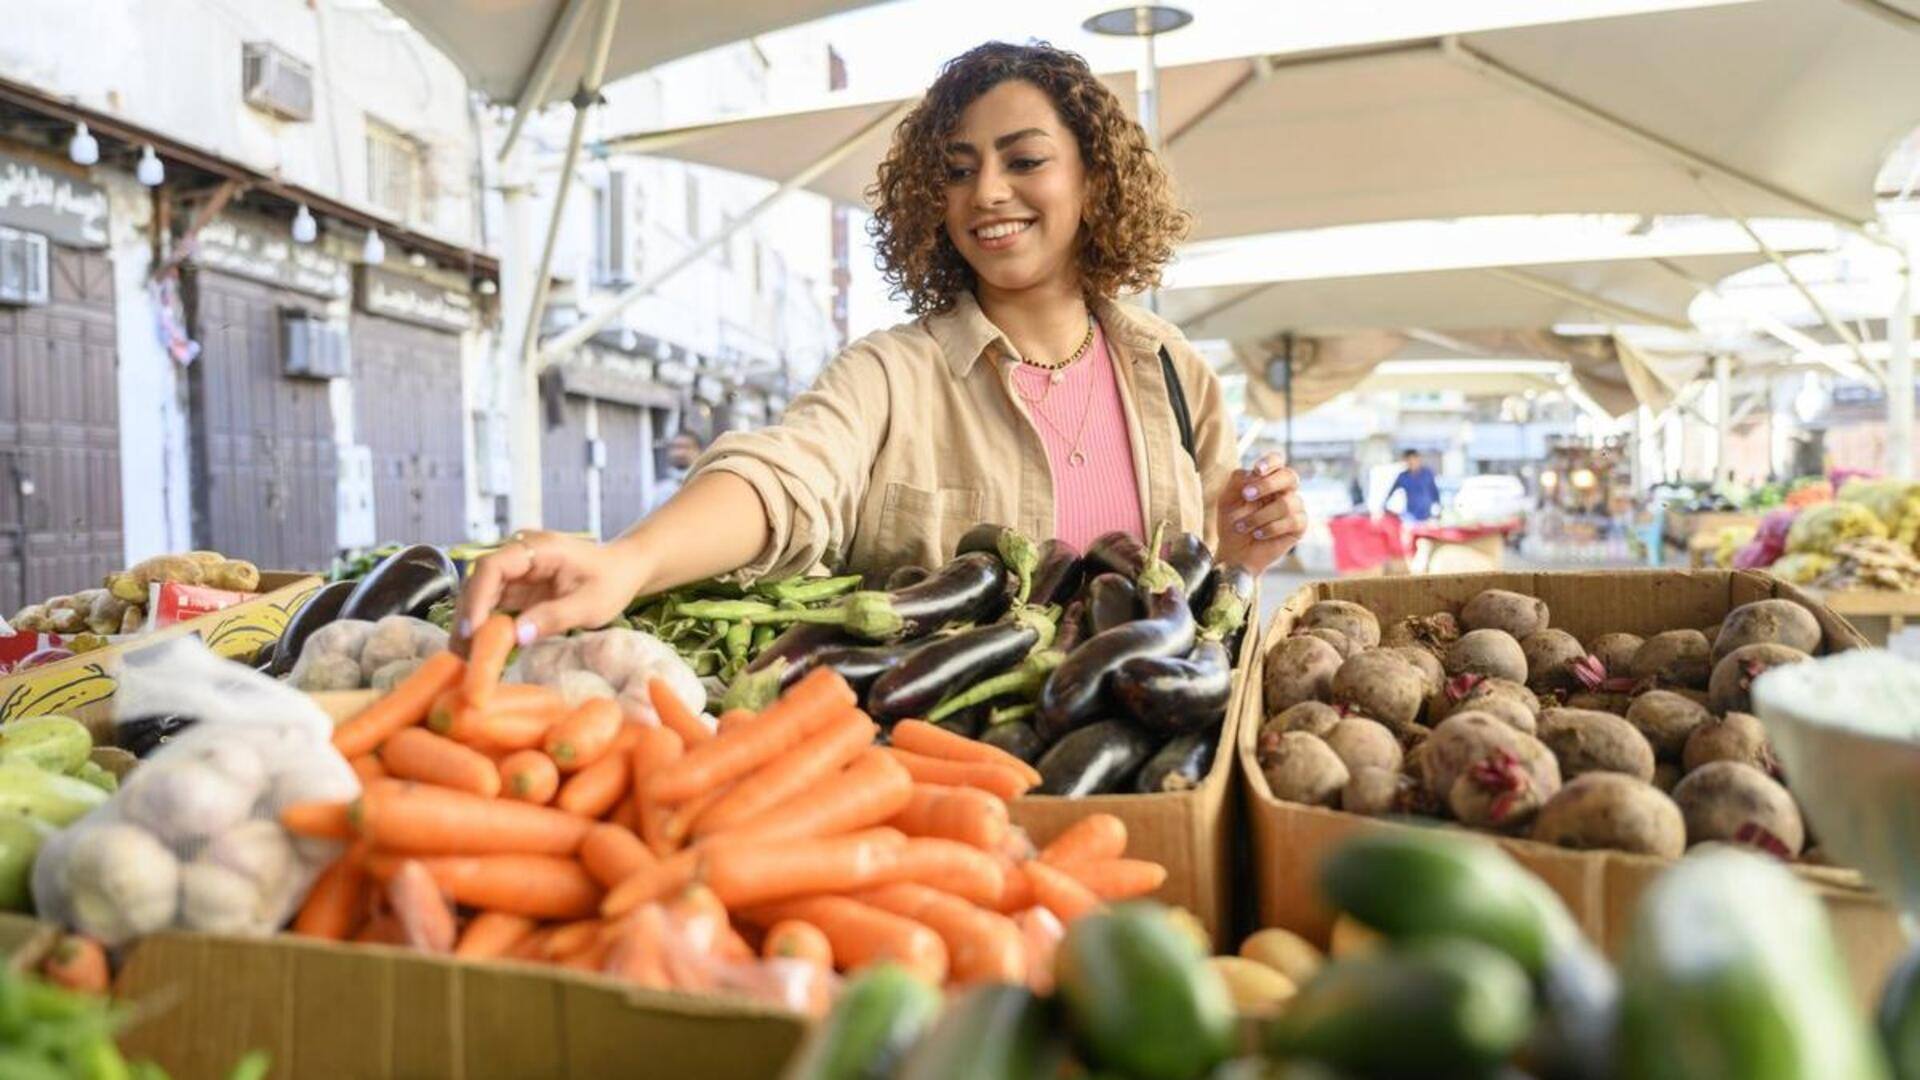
[1329,513,1407,574]
[1406,519,1521,544]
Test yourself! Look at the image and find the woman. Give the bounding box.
[456,42,1307,645]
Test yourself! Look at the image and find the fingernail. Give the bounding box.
[456,618,472,639]
[1242,485,1259,501]
[1234,521,1249,534]
[1253,528,1267,539]
[1258,460,1274,475]
[515,618,538,646]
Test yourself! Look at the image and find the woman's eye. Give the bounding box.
[945,166,974,182]
[1010,157,1045,171]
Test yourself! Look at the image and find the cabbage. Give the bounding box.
[1785,502,1888,555]
[1838,478,1920,546]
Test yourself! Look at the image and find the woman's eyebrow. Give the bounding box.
[993,128,1050,150]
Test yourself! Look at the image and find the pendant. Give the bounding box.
[1050,369,1065,385]
[1069,449,1087,467]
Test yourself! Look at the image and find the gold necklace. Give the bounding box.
[1019,317,1097,387]
[1017,354,1101,468]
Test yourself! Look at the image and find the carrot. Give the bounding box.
[691,709,875,838]
[580,823,655,889]
[387,859,458,953]
[508,926,560,961]
[883,748,1029,801]
[366,853,602,920]
[556,741,631,817]
[556,936,614,973]
[454,911,537,959]
[855,882,1026,986]
[1022,859,1103,924]
[648,676,713,745]
[463,613,517,710]
[380,727,502,798]
[351,755,388,784]
[602,849,699,918]
[717,923,757,965]
[293,847,369,940]
[660,780,735,849]
[1051,858,1167,901]
[741,896,948,984]
[443,707,554,752]
[333,651,465,759]
[543,918,605,959]
[356,913,404,945]
[716,747,915,845]
[660,883,732,990]
[40,934,109,995]
[1015,906,1064,994]
[763,920,833,969]
[604,905,671,989]
[353,782,591,856]
[714,708,753,734]
[647,667,856,804]
[886,783,1009,851]
[993,853,1036,914]
[881,838,1006,908]
[280,800,353,841]
[498,749,561,804]
[890,719,1043,787]
[1038,813,1127,865]
[629,724,684,783]
[427,687,465,732]
[545,698,624,771]
[702,828,907,908]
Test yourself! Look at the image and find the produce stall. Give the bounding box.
[1405,519,1520,574]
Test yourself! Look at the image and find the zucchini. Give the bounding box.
[0,764,108,827]
[1880,945,1920,1080]
[898,983,1063,1080]
[1056,903,1236,1080]
[0,814,49,911]
[1135,727,1218,793]
[1035,720,1156,797]
[0,716,91,775]
[1263,939,1534,1079]
[980,720,1046,764]
[1618,848,1888,1080]
[783,964,942,1080]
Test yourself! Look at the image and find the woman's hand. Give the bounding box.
[452,531,650,652]
[1216,453,1307,574]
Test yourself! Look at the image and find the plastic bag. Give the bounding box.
[289,615,448,692]
[507,628,707,725]
[32,639,358,945]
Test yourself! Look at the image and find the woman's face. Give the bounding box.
[942,79,1088,298]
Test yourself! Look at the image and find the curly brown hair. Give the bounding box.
[867,41,1190,316]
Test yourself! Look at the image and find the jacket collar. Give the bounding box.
[925,290,1178,378]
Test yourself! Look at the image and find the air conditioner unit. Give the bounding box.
[282,310,351,379]
[242,43,315,122]
[0,228,49,307]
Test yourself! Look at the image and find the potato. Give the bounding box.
[10,603,51,632]
[1264,635,1344,713]
[1562,691,1631,716]
[369,658,424,691]
[1461,589,1550,639]
[1421,712,1561,806]
[1329,915,1384,958]
[85,590,131,636]
[1384,645,1445,697]
[1712,599,1822,661]
[1671,761,1805,857]
[46,605,85,634]
[1263,701,1342,741]
[184,550,227,567]
[119,604,146,635]
[1530,772,1685,857]
[360,616,426,680]
[1429,675,1539,730]
[1341,766,1405,816]
[1300,600,1381,649]
[299,619,373,665]
[1625,690,1711,760]
[1331,651,1427,732]
[1682,711,1778,775]
[1536,708,1656,782]
[1239,928,1324,986]
[1630,630,1712,689]
[1448,754,1549,830]
[130,554,205,588]
[1380,611,1462,657]
[1258,732,1349,807]
[206,559,261,593]
[1652,760,1683,793]
[295,653,365,692]
[1300,627,1357,659]
[1324,717,1403,775]
[1444,629,1527,685]
[1708,643,1811,715]
[1208,956,1297,1014]
[1587,632,1645,676]
[1521,629,1588,695]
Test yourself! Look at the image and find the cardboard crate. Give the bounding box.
[0,572,323,722]
[1239,569,1905,1004]
[113,933,806,1080]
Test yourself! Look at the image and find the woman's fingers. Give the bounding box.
[1235,493,1308,540]
[1234,463,1298,507]
[453,540,541,649]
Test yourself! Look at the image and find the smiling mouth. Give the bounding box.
[973,220,1033,240]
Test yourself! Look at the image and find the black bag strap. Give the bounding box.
[1159,346,1195,463]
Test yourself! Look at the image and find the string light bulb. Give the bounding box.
[361,229,385,265]
[291,204,317,244]
[135,145,164,187]
[68,123,99,166]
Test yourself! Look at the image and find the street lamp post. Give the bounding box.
[1085,5,1192,316]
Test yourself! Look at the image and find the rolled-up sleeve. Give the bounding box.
[693,343,891,581]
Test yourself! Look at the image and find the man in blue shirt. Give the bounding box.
[1387,449,1441,522]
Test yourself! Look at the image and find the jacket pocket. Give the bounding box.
[874,482,984,571]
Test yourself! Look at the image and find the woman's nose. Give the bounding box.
[972,162,1012,207]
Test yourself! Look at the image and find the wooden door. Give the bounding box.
[594,400,653,538]
[540,394,590,533]
[351,316,467,545]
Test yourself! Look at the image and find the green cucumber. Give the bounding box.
[1263,939,1534,1079]
[1056,903,1236,1080]
[0,717,91,775]
[898,983,1063,1080]
[0,814,50,911]
[0,763,108,827]
[782,964,942,1080]
[1879,945,1920,1080]
[1618,847,1888,1080]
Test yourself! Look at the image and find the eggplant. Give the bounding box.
[266,579,356,676]
[1028,540,1084,609]
[1037,548,1195,743]
[1158,531,1213,599]
[1053,599,1089,656]
[1111,639,1232,737]
[980,719,1047,764]
[1086,574,1140,635]
[867,610,1051,722]
[746,623,855,677]
[1201,563,1257,660]
[338,544,458,622]
[955,523,1042,605]
[782,640,919,697]
[885,564,931,591]
[1085,530,1148,579]
[1134,726,1219,793]
[746,551,1006,641]
[115,713,197,758]
[925,648,1063,724]
[1034,720,1157,796]
[932,701,995,739]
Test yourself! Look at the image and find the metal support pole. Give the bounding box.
[1891,245,1915,479]
[1481,266,1690,330]
[497,0,594,161]
[1713,353,1732,484]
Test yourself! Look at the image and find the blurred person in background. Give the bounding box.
[647,430,706,514]
[1387,449,1441,522]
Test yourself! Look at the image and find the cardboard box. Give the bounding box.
[113,933,806,1080]
[0,572,322,722]
[1240,570,1905,1003]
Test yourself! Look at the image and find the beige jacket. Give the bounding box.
[697,291,1239,580]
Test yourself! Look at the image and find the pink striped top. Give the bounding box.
[1008,323,1146,549]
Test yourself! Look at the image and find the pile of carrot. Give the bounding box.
[284,613,1168,1006]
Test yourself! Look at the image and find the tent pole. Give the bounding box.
[1890,244,1915,479]
[1479,266,1689,330]
[1648,257,1879,387]
[1837,0,1920,35]
[496,0,594,161]
[539,98,912,367]
[1713,353,1732,484]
